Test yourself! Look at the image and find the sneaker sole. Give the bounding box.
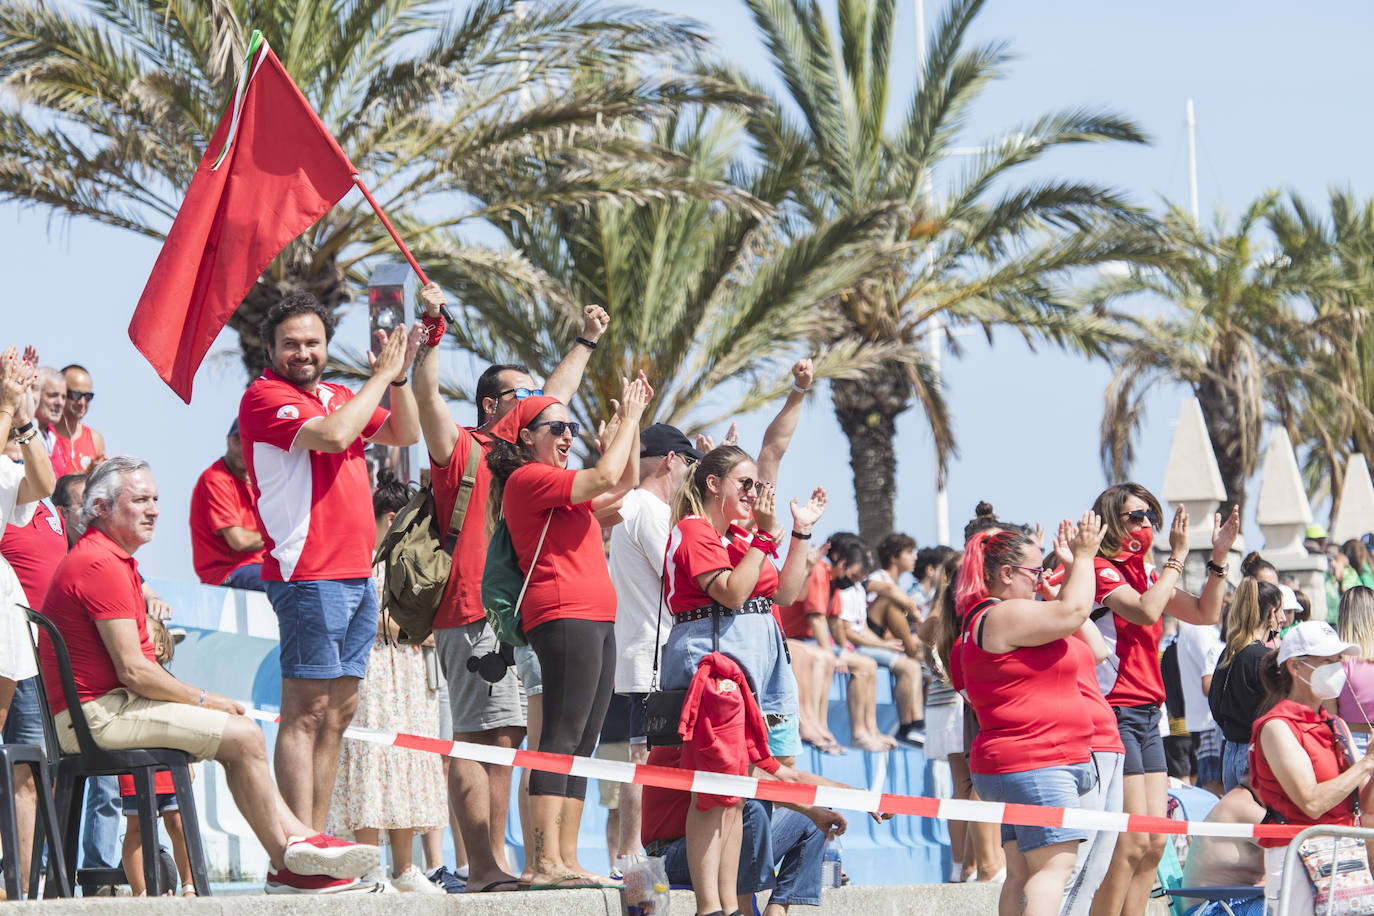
[283,844,381,880]
[266,878,365,895]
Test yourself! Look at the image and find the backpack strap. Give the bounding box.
[514,511,554,615]
[446,433,482,538]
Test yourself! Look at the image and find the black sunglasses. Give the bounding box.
[530,420,580,437]
[728,475,766,496]
[680,453,698,467]
[66,390,95,403]
[1121,509,1160,528]
[498,386,542,400]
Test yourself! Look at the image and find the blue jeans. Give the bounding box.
[222,562,265,591]
[1221,739,1249,792]
[662,799,773,894]
[81,776,121,869]
[768,807,825,906]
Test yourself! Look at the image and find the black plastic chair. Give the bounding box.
[24,607,211,896]
[0,740,70,899]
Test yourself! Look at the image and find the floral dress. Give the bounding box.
[326,576,447,835]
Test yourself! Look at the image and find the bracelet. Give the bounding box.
[197,689,206,707]
[390,378,408,387]
[574,336,598,350]
[750,532,780,559]
[1164,558,1185,575]
[8,420,34,440]
[792,383,810,393]
[792,530,812,540]
[1205,559,1228,578]
[12,430,36,446]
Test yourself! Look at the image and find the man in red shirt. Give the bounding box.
[53,364,106,473]
[238,293,420,832]
[33,367,70,478]
[39,456,383,893]
[412,282,607,892]
[189,419,265,590]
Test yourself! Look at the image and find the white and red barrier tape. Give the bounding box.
[244,708,1301,841]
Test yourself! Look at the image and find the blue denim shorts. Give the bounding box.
[970,760,1096,853]
[121,792,178,816]
[514,643,542,697]
[265,579,378,679]
[661,612,798,717]
[854,644,903,668]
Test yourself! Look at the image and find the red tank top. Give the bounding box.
[957,599,1094,774]
[1068,636,1125,754]
[1250,698,1358,848]
[53,424,99,473]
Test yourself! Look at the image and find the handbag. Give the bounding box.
[642,568,724,748]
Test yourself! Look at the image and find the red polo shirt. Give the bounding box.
[431,428,492,629]
[39,528,155,715]
[1,501,66,608]
[238,369,388,582]
[775,558,830,639]
[664,516,778,615]
[502,462,615,632]
[189,458,266,585]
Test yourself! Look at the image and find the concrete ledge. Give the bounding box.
[7,884,1005,914]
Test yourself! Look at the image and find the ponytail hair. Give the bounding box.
[670,445,750,525]
[933,550,965,681]
[1241,551,1277,580]
[953,528,1036,618]
[1256,647,1292,717]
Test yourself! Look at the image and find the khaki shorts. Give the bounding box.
[594,740,631,809]
[55,689,229,762]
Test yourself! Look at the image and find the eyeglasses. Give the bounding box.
[1008,564,1046,587]
[1120,508,1160,528]
[530,420,580,437]
[66,390,95,403]
[498,387,542,400]
[728,476,766,496]
[679,453,698,467]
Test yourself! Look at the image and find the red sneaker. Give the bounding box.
[264,868,379,894]
[283,833,380,879]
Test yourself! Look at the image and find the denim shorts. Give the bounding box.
[1114,703,1167,776]
[854,644,903,669]
[661,612,798,717]
[514,643,542,697]
[265,578,378,679]
[970,760,1096,853]
[3,676,47,751]
[1221,739,1250,792]
[121,792,178,816]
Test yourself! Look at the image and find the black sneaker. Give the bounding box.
[896,723,926,746]
[425,866,465,894]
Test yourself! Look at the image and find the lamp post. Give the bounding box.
[367,261,414,483]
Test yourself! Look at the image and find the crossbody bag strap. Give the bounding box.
[650,544,668,691]
[447,433,482,536]
[514,511,553,614]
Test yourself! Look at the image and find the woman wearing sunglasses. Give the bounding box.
[661,444,826,916]
[484,374,651,888]
[1076,483,1239,916]
[1251,620,1370,913]
[948,514,1106,916]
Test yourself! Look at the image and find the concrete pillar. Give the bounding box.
[1159,397,1235,587]
[1331,453,1374,545]
[1256,427,1326,598]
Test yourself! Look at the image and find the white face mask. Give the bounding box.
[1303,661,1348,700]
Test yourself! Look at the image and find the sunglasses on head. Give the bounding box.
[729,475,766,496]
[530,420,580,437]
[66,390,95,403]
[498,386,542,400]
[1121,508,1160,528]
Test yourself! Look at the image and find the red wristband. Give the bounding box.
[422,314,446,346]
[751,532,780,559]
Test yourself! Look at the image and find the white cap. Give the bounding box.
[1277,620,1359,664]
[1279,585,1302,612]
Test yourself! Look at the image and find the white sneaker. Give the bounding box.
[392,864,446,894]
[283,833,380,880]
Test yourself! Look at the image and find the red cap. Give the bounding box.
[488,394,560,444]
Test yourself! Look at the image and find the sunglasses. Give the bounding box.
[498,387,542,400]
[66,390,95,403]
[1008,564,1046,587]
[728,475,766,496]
[679,453,698,467]
[530,420,580,437]
[1121,508,1160,528]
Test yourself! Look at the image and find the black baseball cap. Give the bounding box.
[640,423,702,461]
[228,419,239,437]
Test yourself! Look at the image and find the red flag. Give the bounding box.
[129,33,355,402]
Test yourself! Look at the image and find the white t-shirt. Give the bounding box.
[0,458,38,681]
[608,488,671,694]
[838,582,868,630]
[1176,620,1224,733]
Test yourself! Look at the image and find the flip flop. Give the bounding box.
[525,874,619,890]
[476,879,522,893]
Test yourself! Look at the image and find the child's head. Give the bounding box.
[147,614,174,664]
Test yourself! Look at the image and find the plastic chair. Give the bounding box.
[24,607,211,896]
[0,740,71,899]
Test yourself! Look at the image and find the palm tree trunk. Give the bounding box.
[1195,378,1247,519]
[831,368,912,545]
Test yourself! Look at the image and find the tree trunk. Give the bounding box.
[225,244,349,382]
[831,364,913,546]
[1195,377,1248,519]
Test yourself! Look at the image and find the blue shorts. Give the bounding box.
[625,693,648,746]
[854,644,903,668]
[767,714,802,758]
[121,792,179,816]
[265,579,378,679]
[3,677,47,751]
[514,643,542,697]
[1114,704,1167,776]
[971,761,1096,853]
[661,612,798,717]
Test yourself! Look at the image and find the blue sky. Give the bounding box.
[4,0,1371,579]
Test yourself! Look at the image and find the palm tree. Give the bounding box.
[1268,189,1374,520]
[409,99,909,443]
[1094,196,1330,518]
[740,0,1166,542]
[0,0,720,380]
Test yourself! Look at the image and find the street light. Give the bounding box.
[367,261,415,484]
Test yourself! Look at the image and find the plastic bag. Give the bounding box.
[619,855,670,916]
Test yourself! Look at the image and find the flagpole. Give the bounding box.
[352,175,455,323]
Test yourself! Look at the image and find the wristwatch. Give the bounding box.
[1205,559,1228,578]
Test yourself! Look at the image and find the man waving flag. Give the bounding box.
[129,31,355,403]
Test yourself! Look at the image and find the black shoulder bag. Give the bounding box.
[642,569,724,747]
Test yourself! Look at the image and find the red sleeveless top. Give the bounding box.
[956,599,1094,774]
[1250,698,1359,848]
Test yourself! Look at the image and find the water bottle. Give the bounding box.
[821,838,842,889]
